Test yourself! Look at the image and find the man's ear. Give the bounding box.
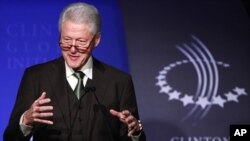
[94,32,101,47]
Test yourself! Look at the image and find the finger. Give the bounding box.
[109,109,119,116]
[110,109,124,118]
[110,109,126,122]
[124,115,134,124]
[33,118,53,125]
[128,120,143,137]
[127,119,137,129]
[128,127,137,137]
[121,110,131,116]
[32,112,53,118]
[33,92,47,106]
[38,92,47,100]
[38,98,51,105]
[34,105,53,112]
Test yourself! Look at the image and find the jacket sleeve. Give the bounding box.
[4,68,39,141]
[118,76,146,141]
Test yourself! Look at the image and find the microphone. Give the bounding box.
[85,86,96,93]
[91,87,115,141]
[67,86,95,141]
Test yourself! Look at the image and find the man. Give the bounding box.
[4,2,145,141]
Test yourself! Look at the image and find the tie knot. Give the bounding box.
[74,71,84,79]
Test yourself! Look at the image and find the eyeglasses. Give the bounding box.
[59,35,96,53]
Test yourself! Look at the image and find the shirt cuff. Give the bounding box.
[131,132,141,141]
[19,113,33,136]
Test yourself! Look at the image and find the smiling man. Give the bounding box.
[4,2,145,141]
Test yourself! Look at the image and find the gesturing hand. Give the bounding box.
[23,92,53,126]
[110,109,142,137]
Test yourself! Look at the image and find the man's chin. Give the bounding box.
[67,62,81,70]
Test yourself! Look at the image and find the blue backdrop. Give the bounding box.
[0,0,128,139]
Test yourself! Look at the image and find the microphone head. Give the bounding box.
[90,87,96,91]
[85,86,96,92]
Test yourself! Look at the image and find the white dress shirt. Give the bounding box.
[65,56,93,89]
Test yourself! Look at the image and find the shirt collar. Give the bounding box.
[65,56,93,80]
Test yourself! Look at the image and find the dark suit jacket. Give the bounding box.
[4,57,146,141]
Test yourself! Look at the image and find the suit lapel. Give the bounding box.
[49,57,71,131]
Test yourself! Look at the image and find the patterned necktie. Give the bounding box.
[73,71,84,99]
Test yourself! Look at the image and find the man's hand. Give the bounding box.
[23,92,53,126]
[110,109,142,137]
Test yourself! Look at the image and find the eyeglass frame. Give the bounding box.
[59,34,97,53]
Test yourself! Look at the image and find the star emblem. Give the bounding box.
[234,87,247,96]
[225,92,239,102]
[196,97,210,109]
[180,94,194,106]
[159,85,172,94]
[168,90,181,100]
[212,95,226,108]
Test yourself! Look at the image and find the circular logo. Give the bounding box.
[155,35,247,121]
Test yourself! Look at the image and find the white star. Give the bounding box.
[159,70,167,75]
[168,90,181,100]
[170,63,176,67]
[164,66,171,71]
[180,94,194,106]
[225,92,239,102]
[182,60,189,63]
[176,61,183,65]
[196,97,210,109]
[155,80,167,87]
[212,95,226,108]
[156,75,165,80]
[159,85,172,94]
[233,87,247,96]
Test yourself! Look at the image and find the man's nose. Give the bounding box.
[71,40,76,46]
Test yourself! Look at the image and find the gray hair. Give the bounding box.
[58,2,101,34]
